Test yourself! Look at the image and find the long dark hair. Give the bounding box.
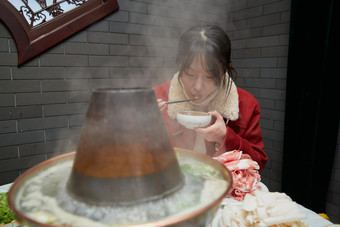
[176,25,236,92]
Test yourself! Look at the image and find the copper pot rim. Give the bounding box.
[8,148,233,227]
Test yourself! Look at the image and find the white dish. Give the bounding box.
[210,209,222,227]
[176,111,212,129]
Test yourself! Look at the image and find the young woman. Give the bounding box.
[153,25,267,171]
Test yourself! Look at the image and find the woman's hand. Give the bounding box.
[157,99,167,112]
[194,110,226,145]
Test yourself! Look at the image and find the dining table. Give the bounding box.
[0,182,335,227]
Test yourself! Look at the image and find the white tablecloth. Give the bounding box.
[0,183,12,193]
[295,203,333,226]
[0,183,334,227]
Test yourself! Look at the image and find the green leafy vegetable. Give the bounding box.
[181,163,218,177]
[0,192,15,225]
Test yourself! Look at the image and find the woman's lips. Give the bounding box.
[192,95,201,103]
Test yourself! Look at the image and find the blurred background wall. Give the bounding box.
[0,0,339,223]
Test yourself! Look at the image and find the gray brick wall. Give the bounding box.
[225,0,291,192]
[0,0,339,222]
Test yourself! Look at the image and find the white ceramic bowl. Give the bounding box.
[176,111,212,129]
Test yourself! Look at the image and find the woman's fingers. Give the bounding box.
[195,110,226,144]
[208,110,223,122]
[157,99,167,111]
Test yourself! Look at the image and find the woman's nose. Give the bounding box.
[193,77,203,91]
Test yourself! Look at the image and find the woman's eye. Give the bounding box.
[182,72,196,81]
[184,72,195,77]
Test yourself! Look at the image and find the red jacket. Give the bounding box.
[153,80,267,171]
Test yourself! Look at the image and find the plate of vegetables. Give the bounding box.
[0,192,16,226]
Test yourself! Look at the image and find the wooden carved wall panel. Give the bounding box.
[0,0,119,65]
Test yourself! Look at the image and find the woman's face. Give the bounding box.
[180,56,219,104]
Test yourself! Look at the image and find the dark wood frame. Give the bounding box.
[0,0,119,65]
